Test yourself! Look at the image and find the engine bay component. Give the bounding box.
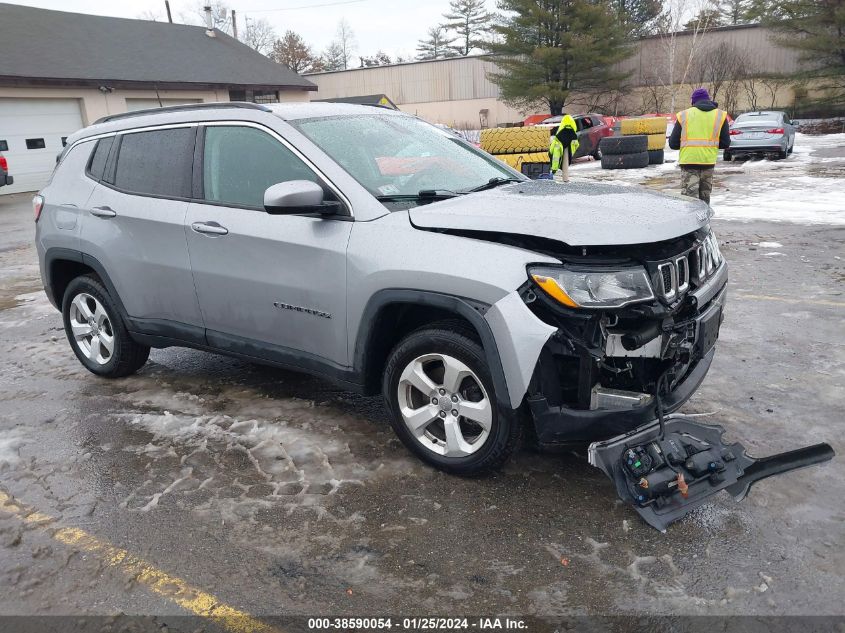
[588,416,834,531]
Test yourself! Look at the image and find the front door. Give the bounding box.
[184,123,352,370]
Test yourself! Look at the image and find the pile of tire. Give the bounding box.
[599,135,649,169]
[619,116,667,165]
[480,127,550,155]
[480,127,551,177]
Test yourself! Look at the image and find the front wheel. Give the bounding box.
[62,275,150,377]
[382,322,521,475]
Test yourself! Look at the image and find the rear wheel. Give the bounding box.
[382,322,520,475]
[778,147,788,159]
[62,275,150,377]
[723,150,732,161]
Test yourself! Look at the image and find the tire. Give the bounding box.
[647,149,664,165]
[601,151,650,170]
[723,151,732,161]
[778,148,788,159]
[591,143,603,160]
[382,321,521,475]
[620,117,668,136]
[62,274,150,377]
[480,127,550,154]
[647,133,665,150]
[599,135,648,155]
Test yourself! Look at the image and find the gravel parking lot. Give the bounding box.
[0,138,843,628]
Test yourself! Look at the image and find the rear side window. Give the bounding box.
[87,137,114,181]
[113,128,194,198]
[201,126,320,208]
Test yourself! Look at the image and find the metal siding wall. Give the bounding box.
[307,26,802,103]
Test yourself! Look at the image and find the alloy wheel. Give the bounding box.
[396,353,492,457]
[69,293,115,365]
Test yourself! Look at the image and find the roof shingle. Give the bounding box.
[0,3,315,90]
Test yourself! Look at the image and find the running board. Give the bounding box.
[588,416,835,532]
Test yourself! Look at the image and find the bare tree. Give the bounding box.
[333,18,357,70]
[242,17,276,56]
[137,9,163,22]
[759,74,793,109]
[691,41,750,112]
[654,0,721,112]
[271,31,321,73]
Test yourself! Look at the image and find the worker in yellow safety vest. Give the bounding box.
[668,87,731,205]
[549,114,580,177]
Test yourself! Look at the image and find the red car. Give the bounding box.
[0,150,12,188]
[539,113,614,159]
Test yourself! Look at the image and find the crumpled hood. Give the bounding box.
[409,180,711,246]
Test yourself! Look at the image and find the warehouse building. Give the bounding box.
[307,25,803,129]
[0,3,315,194]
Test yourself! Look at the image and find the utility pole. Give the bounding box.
[231,9,238,39]
[164,0,173,23]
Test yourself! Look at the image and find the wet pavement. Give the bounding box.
[0,183,843,623]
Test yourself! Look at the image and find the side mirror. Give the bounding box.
[263,180,343,216]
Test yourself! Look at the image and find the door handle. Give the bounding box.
[90,206,116,218]
[191,221,229,236]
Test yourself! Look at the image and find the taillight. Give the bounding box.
[729,129,742,135]
[766,128,784,134]
[0,156,7,171]
[33,195,44,222]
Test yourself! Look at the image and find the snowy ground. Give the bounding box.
[570,133,845,226]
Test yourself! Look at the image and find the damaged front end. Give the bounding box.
[521,228,728,445]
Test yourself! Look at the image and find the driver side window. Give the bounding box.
[202,125,321,208]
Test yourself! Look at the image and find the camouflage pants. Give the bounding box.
[680,166,714,204]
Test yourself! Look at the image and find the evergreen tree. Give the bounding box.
[442,0,493,55]
[488,0,633,115]
[416,26,461,60]
[749,0,845,103]
[720,0,753,25]
[615,0,664,36]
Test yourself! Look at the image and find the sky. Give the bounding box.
[8,0,498,63]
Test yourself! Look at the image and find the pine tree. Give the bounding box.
[416,26,461,60]
[442,0,492,56]
[488,0,633,115]
[720,0,753,25]
[750,0,845,103]
[615,0,664,37]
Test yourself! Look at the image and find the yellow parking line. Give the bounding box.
[0,489,279,633]
[737,294,845,308]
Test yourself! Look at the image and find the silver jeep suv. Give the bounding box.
[36,102,728,475]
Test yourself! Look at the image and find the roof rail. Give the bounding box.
[94,101,272,125]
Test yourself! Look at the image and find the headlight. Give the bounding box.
[529,265,655,309]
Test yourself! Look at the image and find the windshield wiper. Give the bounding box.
[465,177,523,193]
[375,189,460,202]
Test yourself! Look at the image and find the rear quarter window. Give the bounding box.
[86,137,114,181]
[112,127,195,198]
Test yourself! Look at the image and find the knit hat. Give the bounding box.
[691,87,710,104]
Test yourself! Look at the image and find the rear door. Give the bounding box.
[81,126,204,336]
[184,123,352,368]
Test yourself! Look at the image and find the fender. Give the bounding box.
[354,289,512,411]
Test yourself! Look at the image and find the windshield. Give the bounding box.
[291,114,520,201]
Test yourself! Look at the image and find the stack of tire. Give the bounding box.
[599,117,667,170]
[480,127,551,177]
[621,116,667,165]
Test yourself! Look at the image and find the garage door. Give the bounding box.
[125,98,201,111]
[0,98,84,194]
